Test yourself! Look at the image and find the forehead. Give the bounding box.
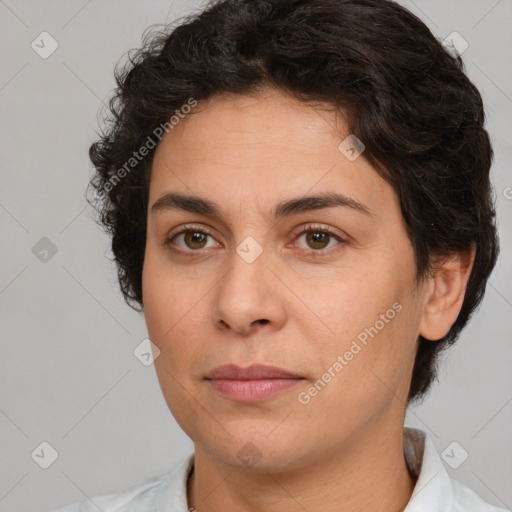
[160,89,342,160]
[149,89,398,220]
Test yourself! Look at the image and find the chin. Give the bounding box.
[199,428,314,473]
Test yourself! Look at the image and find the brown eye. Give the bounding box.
[167,227,220,253]
[305,231,331,250]
[292,224,347,256]
[183,231,208,249]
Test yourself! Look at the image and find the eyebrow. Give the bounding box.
[150,191,374,220]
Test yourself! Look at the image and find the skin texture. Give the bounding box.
[142,88,473,512]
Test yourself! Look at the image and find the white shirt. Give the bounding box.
[51,427,509,511]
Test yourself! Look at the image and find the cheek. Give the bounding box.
[142,248,194,338]
[301,266,405,347]
[298,306,418,436]
[300,255,419,398]
[142,249,209,376]
[143,254,205,433]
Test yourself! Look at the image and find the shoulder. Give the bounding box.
[49,453,194,512]
[403,428,509,512]
[50,473,171,512]
[451,478,510,512]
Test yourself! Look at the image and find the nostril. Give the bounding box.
[257,319,269,325]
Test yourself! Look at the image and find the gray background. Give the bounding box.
[0,1,511,510]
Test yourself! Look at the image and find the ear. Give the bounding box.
[419,245,476,341]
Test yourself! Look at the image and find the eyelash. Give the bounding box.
[165,223,348,258]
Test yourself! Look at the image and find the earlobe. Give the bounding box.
[419,245,476,341]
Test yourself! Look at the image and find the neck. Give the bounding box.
[187,422,417,512]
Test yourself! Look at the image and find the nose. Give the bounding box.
[212,247,286,337]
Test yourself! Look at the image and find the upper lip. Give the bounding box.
[205,364,303,380]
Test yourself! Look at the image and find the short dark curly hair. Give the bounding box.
[88,0,499,405]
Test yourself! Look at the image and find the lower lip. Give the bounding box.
[207,378,304,402]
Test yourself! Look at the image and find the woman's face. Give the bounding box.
[142,88,428,471]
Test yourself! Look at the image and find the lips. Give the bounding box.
[205,364,303,380]
[205,364,305,402]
